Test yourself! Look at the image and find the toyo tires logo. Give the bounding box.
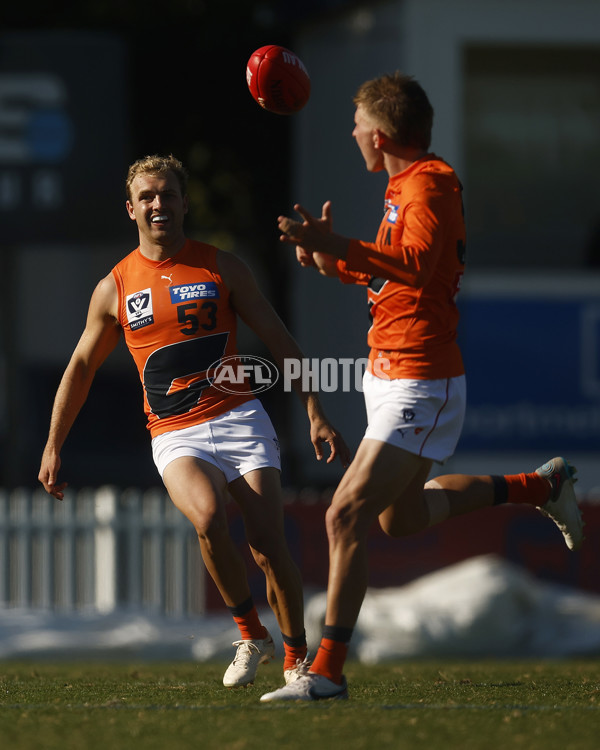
[210,355,279,394]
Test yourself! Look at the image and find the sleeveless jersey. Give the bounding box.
[336,155,466,380]
[112,239,254,437]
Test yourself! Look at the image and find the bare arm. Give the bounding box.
[38,274,122,499]
[218,251,350,467]
[282,189,456,288]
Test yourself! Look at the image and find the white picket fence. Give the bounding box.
[0,486,206,615]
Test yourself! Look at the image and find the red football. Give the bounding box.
[246,45,310,115]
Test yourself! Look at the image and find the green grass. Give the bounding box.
[1,660,599,750]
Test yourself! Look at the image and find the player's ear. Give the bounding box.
[126,200,136,220]
[373,128,386,149]
[183,194,189,214]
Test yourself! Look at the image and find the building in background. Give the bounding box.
[1,1,600,491]
[286,0,600,491]
[0,31,139,487]
[1,1,598,616]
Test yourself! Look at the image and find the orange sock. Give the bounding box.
[504,472,551,507]
[229,598,268,641]
[283,643,308,671]
[282,631,308,670]
[311,638,348,685]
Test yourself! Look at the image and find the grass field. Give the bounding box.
[1,660,599,750]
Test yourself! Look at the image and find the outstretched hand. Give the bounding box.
[278,201,333,255]
[278,201,348,273]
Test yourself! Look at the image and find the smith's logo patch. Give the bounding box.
[169,282,220,303]
[126,288,154,330]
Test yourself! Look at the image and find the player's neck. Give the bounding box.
[138,234,187,262]
[384,149,428,178]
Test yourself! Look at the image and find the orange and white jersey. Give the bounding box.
[336,155,466,380]
[112,239,254,437]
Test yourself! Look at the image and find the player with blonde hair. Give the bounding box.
[260,72,582,702]
[39,154,350,690]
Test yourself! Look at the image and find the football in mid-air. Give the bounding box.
[246,45,310,115]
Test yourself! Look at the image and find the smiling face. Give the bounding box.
[126,169,188,255]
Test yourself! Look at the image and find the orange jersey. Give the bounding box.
[112,239,254,437]
[336,155,466,380]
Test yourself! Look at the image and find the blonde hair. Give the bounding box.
[353,72,433,150]
[126,154,188,201]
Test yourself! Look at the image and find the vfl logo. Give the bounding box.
[386,203,399,224]
[126,288,154,330]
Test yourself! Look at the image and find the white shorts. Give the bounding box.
[151,401,281,482]
[363,370,466,463]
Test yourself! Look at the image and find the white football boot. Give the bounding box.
[283,655,312,685]
[536,457,584,551]
[223,633,275,687]
[261,673,348,702]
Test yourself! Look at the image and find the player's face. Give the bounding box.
[126,171,188,244]
[352,105,384,173]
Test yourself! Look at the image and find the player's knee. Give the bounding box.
[325,496,363,543]
[193,509,228,541]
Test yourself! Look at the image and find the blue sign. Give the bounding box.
[457,287,600,452]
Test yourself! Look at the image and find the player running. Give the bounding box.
[38,154,350,690]
[260,72,583,702]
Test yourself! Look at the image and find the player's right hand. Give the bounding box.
[38,452,68,500]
